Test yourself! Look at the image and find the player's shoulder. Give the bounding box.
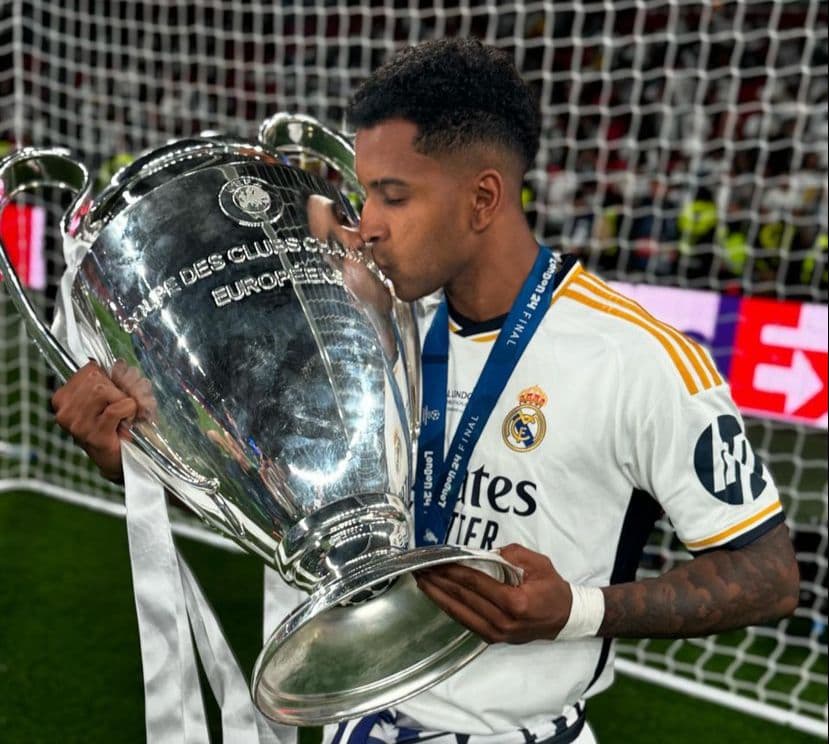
[552,258,724,398]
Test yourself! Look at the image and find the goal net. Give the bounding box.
[0,1,826,735]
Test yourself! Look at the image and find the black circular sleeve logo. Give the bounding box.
[694,415,767,504]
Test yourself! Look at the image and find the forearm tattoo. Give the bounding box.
[599,524,800,639]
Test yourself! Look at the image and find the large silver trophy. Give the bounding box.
[0,115,519,724]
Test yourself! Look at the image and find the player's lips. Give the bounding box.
[371,251,393,278]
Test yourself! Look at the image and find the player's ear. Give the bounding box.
[469,168,503,232]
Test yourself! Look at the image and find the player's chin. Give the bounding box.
[383,275,412,301]
[388,272,443,303]
[390,280,432,303]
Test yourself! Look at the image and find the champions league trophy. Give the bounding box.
[0,114,520,724]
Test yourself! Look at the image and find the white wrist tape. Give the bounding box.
[557,584,605,640]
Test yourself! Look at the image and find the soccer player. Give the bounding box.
[52,38,799,744]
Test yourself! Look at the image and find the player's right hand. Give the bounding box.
[51,360,138,482]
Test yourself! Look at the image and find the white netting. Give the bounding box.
[0,0,826,734]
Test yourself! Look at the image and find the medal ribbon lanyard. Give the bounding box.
[413,248,559,546]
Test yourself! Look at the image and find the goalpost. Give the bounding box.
[0,1,826,736]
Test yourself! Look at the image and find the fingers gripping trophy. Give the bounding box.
[0,114,521,725]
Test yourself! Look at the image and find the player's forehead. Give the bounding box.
[354,118,443,188]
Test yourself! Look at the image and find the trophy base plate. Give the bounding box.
[252,546,522,725]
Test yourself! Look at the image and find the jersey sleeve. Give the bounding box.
[622,337,785,555]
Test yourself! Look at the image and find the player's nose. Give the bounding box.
[359,197,389,245]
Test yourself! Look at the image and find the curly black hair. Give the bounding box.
[348,38,541,174]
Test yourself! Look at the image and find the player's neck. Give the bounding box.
[444,227,540,323]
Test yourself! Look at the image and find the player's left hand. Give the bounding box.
[415,543,573,644]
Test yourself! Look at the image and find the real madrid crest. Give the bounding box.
[218,176,284,227]
[502,385,548,453]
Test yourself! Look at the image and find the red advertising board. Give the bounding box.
[612,282,827,429]
[729,298,828,428]
[0,203,46,290]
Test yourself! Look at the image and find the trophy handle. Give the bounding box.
[0,148,91,380]
[0,147,219,497]
[257,113,361,192]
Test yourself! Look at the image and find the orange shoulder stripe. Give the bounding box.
[566,272,723,393]
[685,501,782,550]
[575,272,722,390]
[550,262,583,305]
[562,285,700,394]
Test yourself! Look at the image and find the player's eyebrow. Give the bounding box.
[366,178,409,190]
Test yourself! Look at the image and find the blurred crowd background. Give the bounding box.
[1,2,826,298]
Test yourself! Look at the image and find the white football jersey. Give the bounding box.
[396,255,784,735]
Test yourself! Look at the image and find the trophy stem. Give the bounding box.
[276,494,411,592]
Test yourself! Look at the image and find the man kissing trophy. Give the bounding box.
[0,114,519,740]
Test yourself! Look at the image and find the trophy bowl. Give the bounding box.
[0,114,520,725]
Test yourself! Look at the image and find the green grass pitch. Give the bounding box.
[0,488,821,743]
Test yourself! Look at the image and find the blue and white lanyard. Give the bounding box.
[413,248,560,545]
